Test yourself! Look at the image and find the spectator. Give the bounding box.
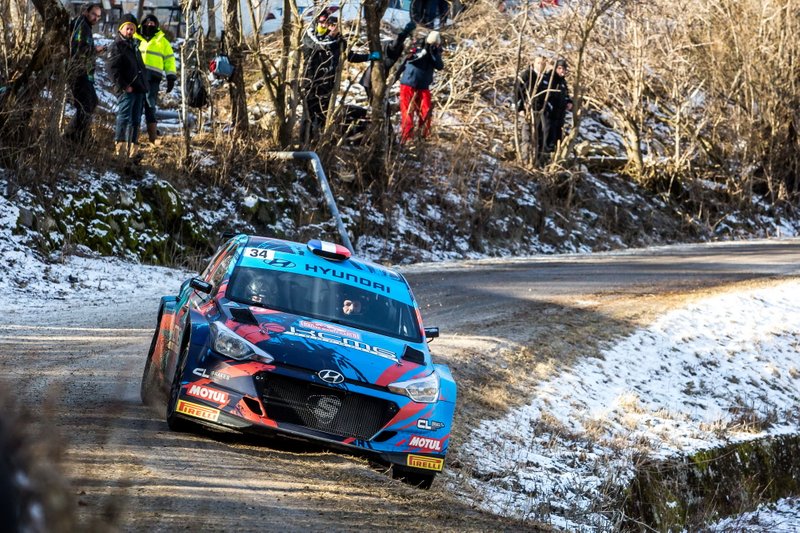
[411,0,449,29]
[65,2,105,144]
[537,58,573,152]
[135,15,177,144]
[515,55,547,160]
[301,14,369,143]
[108,14,149,161]
[358,21,416,101]
[397,30,444,144]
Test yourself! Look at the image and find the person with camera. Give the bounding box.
[397,30,444,144]
[65,2,106,144]
[300,13,369,143]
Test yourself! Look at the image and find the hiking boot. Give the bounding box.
[146,123,161,145]
[128,143,143,164]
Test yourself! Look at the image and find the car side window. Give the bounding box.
[208,252,235,293]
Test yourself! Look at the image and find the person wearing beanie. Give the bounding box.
[397,30,444,144]
[535,57,573,153]
[108,14,149,161]
[64,2,106,144]
[300,13,369,143]
[135,15,177,144]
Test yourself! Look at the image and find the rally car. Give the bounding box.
[140,234,456,488]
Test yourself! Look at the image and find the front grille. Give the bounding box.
[256,373,398,440]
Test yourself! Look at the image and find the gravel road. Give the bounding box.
[3,239,800,531]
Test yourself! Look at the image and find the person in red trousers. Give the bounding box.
[397,30,444,144]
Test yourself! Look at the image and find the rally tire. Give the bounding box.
[141,303,166,405]
[139,354,157,406]
[392,466,436,490]
[165,342,192,432]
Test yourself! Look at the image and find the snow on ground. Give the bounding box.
[460,280,800,530]
[705,497,800,532]
[1,193,187,325]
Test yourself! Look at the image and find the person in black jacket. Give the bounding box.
[536,58,573,152]
[411,0,449,28]
[515,55,547,160]
[108,14,149,160]
[397,30,444,143]
[358,21,416,101]
[300,15,369,143]
[65,3,106,144]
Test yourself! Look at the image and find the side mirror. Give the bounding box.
[424,327,439,340]
[189,277,213,294]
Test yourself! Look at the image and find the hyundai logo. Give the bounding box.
[318,369,344,384]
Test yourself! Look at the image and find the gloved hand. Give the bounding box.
[166,75,176,93]
[402,21,416,35]
[368,50,382,61]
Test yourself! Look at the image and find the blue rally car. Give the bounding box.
[140,234,456,488]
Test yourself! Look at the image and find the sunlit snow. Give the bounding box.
[460,281,800,530]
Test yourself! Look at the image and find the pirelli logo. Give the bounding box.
[176,399,220,422]
[407,454,444,472]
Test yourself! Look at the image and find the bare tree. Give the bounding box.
[223,0,249,134]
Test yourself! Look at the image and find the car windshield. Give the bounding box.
[227,266,422,342]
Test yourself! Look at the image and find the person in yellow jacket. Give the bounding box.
[135,15,177,143]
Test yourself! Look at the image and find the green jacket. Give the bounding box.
[134,29,176,80]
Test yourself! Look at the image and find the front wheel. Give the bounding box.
[140,353,157,406]
[392,466,436,489]
[165,343,192,432]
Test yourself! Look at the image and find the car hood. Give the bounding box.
[220,303,429,386]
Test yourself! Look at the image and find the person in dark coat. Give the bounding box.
[515,55,547,160]
[411,0,449,28]
[397,30,444,143]
[65,2,106,144]
[108,14,149,160]
[536,58,573,152]
[358,21,416,101]
[301,15,369,143]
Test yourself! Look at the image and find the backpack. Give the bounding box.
[209,55,234,79]
[186,69,208,108]
[209,31,235,79]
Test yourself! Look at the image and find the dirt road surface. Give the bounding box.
[3,240,800,531]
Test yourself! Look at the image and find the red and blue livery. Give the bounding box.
[140,234,456,488]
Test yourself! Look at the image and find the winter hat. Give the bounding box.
[141,14,160,27]
[555,58,568,69]
[118,13,138,33]
[425,30,441,45]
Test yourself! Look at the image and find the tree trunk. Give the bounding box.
[206,0,217,39]
[224,0,249,134]
[361,0,390,181]
[1,0,69,142]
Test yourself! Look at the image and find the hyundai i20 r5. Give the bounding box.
[140,235,456,488]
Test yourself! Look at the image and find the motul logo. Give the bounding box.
[408,436,443,452]
[187,385,229,404]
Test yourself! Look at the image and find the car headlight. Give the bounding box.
[388,372,439,403]
[209,321,273,363]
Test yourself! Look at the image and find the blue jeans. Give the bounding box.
[144,72,161,124]
[114,91,145,143]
